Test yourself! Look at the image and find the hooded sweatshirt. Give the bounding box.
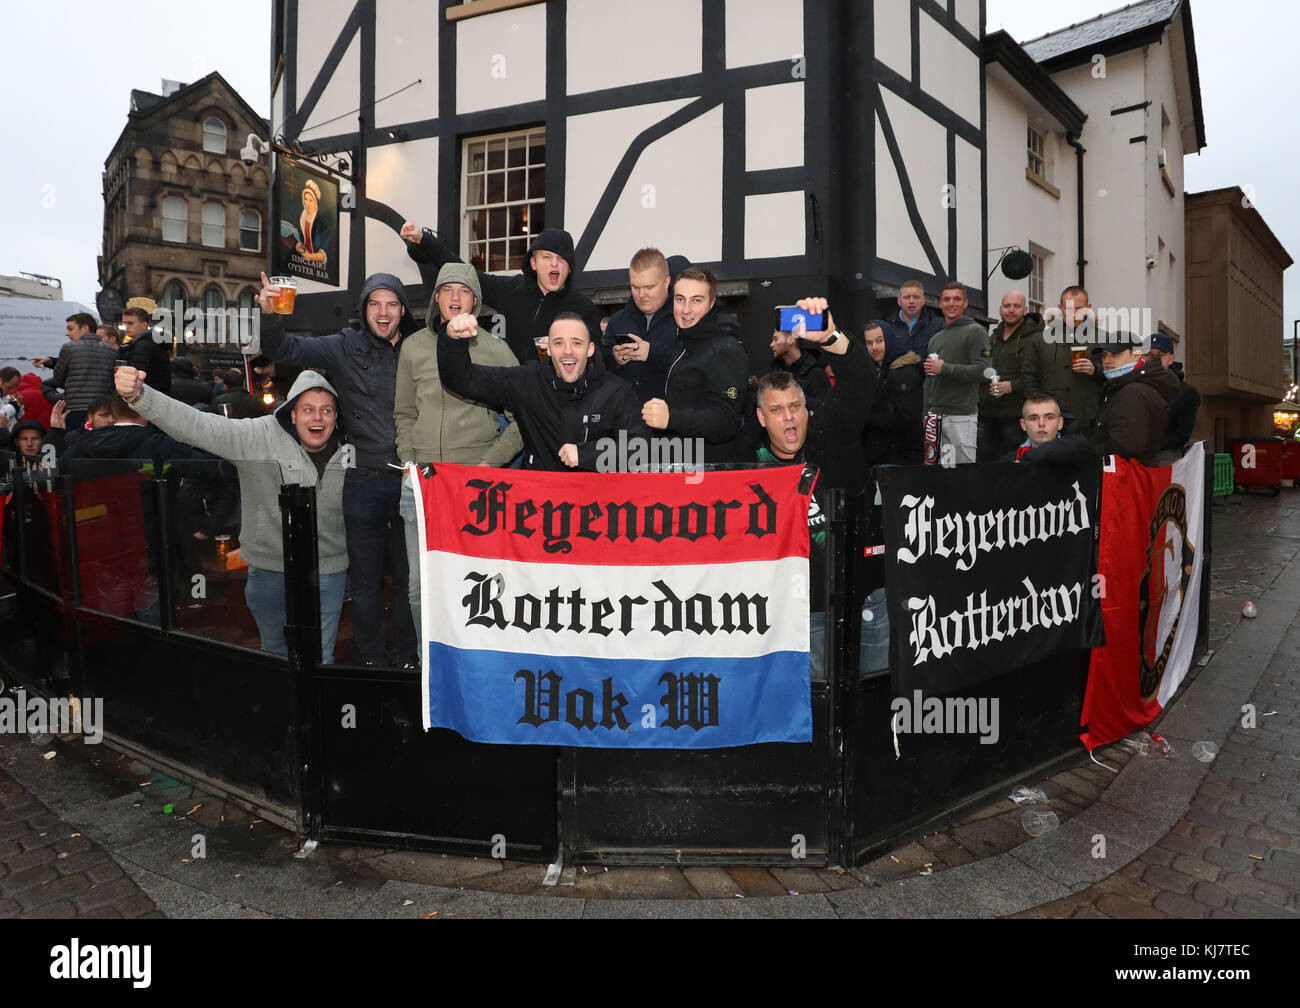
[126,370,349,574]
[408,227,601,365]
[395,262,523,466]
[258,272,417,470]
[923,316,991,416]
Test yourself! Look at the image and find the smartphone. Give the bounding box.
[615,333,637,345]
[776,306,825,333]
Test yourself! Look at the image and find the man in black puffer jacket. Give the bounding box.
[439,310,648,471]
[642,266,748,466]
[401,220,601,365]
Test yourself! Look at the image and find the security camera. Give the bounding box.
[241,134,268,166]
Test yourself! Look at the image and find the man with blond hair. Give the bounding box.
[606,247,685,402]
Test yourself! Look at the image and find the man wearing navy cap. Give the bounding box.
[1089,332,1180,466]
[1145,333,1200,452]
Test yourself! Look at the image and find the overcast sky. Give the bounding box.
[2,0,1295,329]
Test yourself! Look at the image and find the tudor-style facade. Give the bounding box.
[269,0,988,360]
[99,73,270,343]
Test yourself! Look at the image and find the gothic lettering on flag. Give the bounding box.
[410,463,813,748]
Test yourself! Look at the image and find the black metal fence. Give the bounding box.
[0,451,1209,867]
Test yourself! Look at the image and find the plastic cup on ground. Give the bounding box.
[1191,741,1218,762]
[1022,810,1059,837]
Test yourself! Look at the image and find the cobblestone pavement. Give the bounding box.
[1,492,1295,917]
[0,763,161,919]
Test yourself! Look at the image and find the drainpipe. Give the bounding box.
[1067,132,1086,286]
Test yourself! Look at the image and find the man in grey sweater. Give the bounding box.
[114,365,350,663]
[921,280,991,466]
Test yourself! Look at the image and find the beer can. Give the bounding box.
[923,412,942,465]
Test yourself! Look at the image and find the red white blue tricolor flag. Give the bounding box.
[410,463,812,748]
[1080,444,1206,749]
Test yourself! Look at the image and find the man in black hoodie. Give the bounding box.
[256,270,418,667]
[642,266,748,465]
[439,310,648,471]
[606,249,691,401]
[401,221,601,365]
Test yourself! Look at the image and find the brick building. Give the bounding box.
[98,72,268,368]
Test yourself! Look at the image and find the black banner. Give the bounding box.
[877,461,1101,696]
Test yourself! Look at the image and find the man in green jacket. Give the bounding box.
[922,281,990,465]
[1023,283,1104,434]
[978,290,1042,461]
[395,262,522,635]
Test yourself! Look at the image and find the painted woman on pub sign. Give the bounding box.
[275,159,339,286]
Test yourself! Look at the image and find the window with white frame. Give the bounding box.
[239,208,261,251]
[203,117,227,154]
[1027,251,1046,315]
[462,128,546,273]
[201,203,225,247]
[1027,125,1046,182]
[162,196,187,243]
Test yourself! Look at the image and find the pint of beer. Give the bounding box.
[534,336,549,361]
[269,276,297,314]
[1071,346,1087,365]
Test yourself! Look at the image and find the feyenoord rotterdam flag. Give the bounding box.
[409,463,812,748]
[1080,444,1206,750]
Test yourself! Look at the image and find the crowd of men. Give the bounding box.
[3,220,1203,668]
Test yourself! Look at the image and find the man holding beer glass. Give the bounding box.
[256,270,419,669]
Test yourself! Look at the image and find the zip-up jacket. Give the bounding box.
[408,227,601,365]
[125,370,350,574]
[395,319,523,466]
[44,339,117,410]
[1089,359,1182,466]
[864,350,923,466]
[258,272,416,471]
[604,296,679,402]
[662,303,748,465]
[438,326,648,471]
[978,313,1042,419]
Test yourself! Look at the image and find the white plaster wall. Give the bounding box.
[874,1,911,80]
[955,136,981,290]
[875,108,933,272]
[586,107,724,269]
[918,8,980,128]
[564,98,694,261]
[745,191,805,260]
[985,76,1076,302]
[296,18,361,142]
[879,90,947,272]
[954,0,981,39]
[373,0,438,131]
[745,82,804,171]
[1143,35,1187,336]
[361,136,437,287]
[455,4,547,114]
[567,0,700,93]
[1052,52,1150,321]
[725,0,803,68]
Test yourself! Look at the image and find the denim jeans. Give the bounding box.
[343,467,417,664]
[399,476,423,639]
[810,589,890,680]
[244,566,346,663]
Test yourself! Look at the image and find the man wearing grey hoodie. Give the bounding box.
[257,270,418,668]
[115,364,349,663]
[395,261,522,636]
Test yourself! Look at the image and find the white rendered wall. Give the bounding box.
[373,1,439,131]
[455,4,547,114]
[567,0,700,93]
[725,0,803,68]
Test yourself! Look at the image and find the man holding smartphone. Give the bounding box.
[607,248,687,402]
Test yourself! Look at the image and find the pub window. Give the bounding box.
[1027,250,1046,315]
[201,203,225,248]
[162,196,187,243]
[462,127,546,274]
[1027,125,1047,182]
[239,208,261,251]
[203,117,227,154]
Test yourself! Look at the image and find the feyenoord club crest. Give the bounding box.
[1137,484,1195,702]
